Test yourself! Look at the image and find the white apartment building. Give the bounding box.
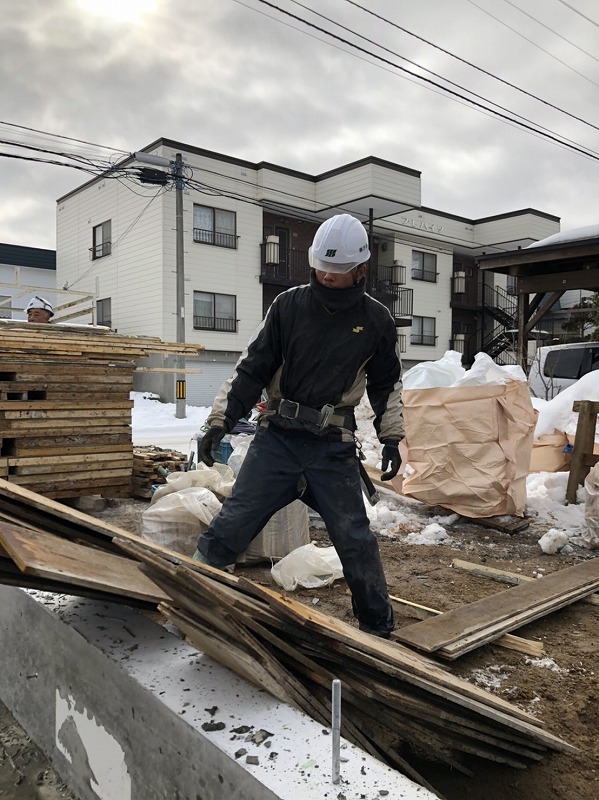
[56,138,560,404]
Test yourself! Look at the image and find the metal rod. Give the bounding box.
[331,678,341,784]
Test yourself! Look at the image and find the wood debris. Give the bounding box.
[110,538,578,784]
[132,446,189,498]
[395,559,599,659]
[0,476,584,792]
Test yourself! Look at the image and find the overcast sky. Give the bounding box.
[1,0,598,249]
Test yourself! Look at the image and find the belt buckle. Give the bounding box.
[319,403,335,429]
[279,399,300,419]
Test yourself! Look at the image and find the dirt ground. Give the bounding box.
[1,493,598,800]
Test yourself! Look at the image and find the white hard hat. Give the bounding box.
[308,214,371,274]
[26,296,54,317]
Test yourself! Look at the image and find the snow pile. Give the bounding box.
[130,384,593,555]
[533,371,599,439]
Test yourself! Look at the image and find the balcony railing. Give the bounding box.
[375,264,406,285]
[193,315,237,332]
[193,228,237,249]
[90,242,112,260]
[369,283,413,318]
[411,334,437,346]
[260,246,310,282]
[411,268,438,282]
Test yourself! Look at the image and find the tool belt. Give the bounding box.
[266,399,353,431]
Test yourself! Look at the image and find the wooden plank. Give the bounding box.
[389,594,544,657]
[566,400,599,503]
[395,559,599,653]
[452,558,599,606]
[0,522,168,603]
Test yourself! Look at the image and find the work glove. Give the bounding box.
[198,426,226,467]
[380,440,401,481]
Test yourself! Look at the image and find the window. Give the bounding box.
[411,316,437,346]
[97,297,112,328]
[193,205,237,248]
[92,220,112,259]
[193,291,237,332]
[544,348,586,380]
[412,250,437,282]
[0,295,11,319]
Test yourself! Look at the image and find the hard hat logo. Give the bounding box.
[309,214,371,274]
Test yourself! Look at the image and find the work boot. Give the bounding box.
[192,549,235,574]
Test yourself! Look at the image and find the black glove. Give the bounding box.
[198,426,226,467]
[380,440,401,481]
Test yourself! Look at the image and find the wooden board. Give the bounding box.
[395,558,599,654]
[0,521,169,603]
[452,558,599,607]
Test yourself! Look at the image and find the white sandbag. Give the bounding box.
[141,487,222,556]
[402,350,465,389]
[271,543,343,590]
[237,500,310,565]
[151,462,235,504]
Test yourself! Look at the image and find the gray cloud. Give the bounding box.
[1,0,598,247]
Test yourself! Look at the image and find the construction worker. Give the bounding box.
[195,213,403,638]
[26,296,54,323]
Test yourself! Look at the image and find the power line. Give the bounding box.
[464,0,599,88]
[246,0,599,162]
[0,120,128,159]
[342,0,599,133]
[556,0,599,28]
[502,0,599,64]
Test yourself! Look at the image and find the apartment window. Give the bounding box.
[0,295,11,319]
[193,291,237,332]
[92,220,112,260]
[97,297,112,328]
[193,205,237,248]
[411,250,437,282]
[411,316,437,346]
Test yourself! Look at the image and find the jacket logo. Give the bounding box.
[325,249,337,257]
[352,326,364,333]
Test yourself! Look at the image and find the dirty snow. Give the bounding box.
[130,378,592,556]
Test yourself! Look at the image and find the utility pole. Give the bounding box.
[174,153,186,419]
[133,151,187,417]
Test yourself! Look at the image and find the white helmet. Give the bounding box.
[26,296,54,317]
[308,214,371,274]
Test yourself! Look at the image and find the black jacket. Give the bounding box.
[208,272,404,442]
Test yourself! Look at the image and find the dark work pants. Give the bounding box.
[197,424,394,635]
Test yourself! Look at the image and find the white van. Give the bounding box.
[529,342,599,399]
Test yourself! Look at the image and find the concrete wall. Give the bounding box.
[0,586,439,800]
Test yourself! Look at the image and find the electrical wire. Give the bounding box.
[502,0,599,64]
[64,185,166,290]
[464,0,599,88]
[556,0,599,28]
[342,0,599,133]
[243,0,599,162]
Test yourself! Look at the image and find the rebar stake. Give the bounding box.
[332,678,341,784]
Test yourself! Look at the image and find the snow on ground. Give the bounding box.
[130,383,593,556]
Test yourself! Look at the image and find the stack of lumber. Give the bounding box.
[132,446,189,498]
[0,322,202,499]
[0,478,581,794]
